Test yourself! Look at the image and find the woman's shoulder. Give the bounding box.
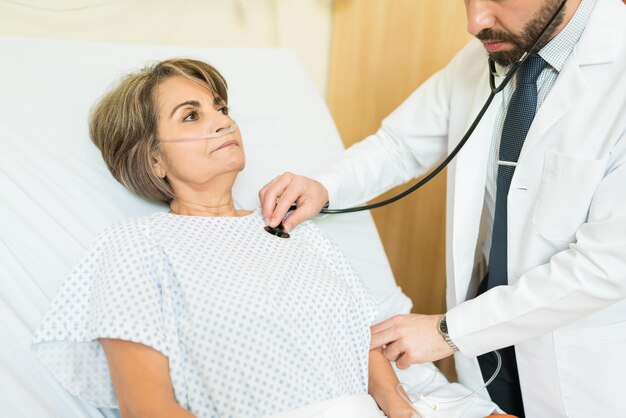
[93,212,166,247]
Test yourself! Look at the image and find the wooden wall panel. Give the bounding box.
[327,1,471,316]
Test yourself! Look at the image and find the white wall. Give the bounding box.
[0,0,333,96]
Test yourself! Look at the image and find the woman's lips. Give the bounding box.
[482,40,505,53]
[213,139,239,152]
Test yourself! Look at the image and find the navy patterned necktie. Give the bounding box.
[487,54,547,290]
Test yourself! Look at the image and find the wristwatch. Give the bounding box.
[438,315,459,352]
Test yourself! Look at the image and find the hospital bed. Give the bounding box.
[0,36,486,417]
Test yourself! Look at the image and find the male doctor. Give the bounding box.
[260,0,626,416]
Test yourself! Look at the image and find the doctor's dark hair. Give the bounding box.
[89,58,228,203]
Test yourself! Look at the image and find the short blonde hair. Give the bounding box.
[89,58,228,202]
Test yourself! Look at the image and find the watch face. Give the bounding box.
[440,316,448,334]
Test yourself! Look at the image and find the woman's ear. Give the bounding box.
[152,151,167,179]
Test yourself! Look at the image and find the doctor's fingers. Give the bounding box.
[282,203,320,232]
[259,174,328,230]
[282,181,329,231]
[370,314,407,337]
[259,172,299,226]
[395,351,418,370]
[381,339,406,363]
[370,324,401,350]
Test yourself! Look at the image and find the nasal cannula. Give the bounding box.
[158,122,239,143]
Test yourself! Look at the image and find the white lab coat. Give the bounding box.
[314,1,626,416]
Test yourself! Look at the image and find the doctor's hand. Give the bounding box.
[370,314,454,369]
[259,172,329,232]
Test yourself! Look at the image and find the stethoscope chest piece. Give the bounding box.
[264,224,290,239]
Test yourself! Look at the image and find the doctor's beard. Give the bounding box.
[476,0,565,66]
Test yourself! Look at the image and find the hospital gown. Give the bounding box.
[32,209,378,418]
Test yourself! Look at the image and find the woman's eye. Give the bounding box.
[183,111,198,122]
[219,106,229,115]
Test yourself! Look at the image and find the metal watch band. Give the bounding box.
[438,315,459,352]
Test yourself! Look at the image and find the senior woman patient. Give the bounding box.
[30,58,415,418]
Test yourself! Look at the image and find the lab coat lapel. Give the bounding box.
[518,54,587,158]
[451,68,497,304]
[519,0,618,160]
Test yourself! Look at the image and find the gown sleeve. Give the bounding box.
[31,218,174,409]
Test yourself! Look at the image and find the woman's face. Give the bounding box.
[152,75,245,194]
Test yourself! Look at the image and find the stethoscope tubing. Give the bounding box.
[319,0,567,215]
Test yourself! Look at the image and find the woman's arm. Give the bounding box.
[368,348,417,418]
[99,339,195,418]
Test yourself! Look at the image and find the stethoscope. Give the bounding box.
[265,0,567,239]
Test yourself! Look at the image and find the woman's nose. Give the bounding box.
[213,111,232,133]
[465,0,496,36]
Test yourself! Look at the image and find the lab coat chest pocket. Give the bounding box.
[532,151,608,241]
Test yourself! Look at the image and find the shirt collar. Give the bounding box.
[491,0,596,77]
[538,0,596,73]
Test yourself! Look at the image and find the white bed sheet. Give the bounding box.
[0,36,412,417]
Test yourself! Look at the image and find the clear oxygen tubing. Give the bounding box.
[397,350,502,416]
[158,121,239,143]
[318,0,566,215]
